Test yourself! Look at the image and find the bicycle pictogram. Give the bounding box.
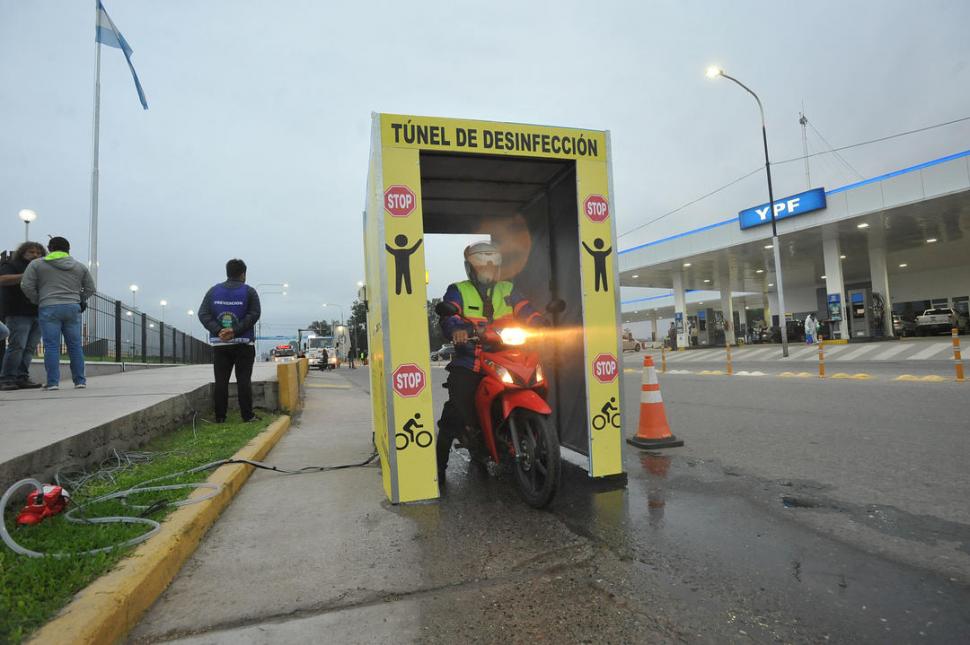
[592,397,621,431]
[396,413,433,450]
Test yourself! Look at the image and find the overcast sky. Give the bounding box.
[2,0,968,343]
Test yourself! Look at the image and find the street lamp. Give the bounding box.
[18,209,37,242]
[129,284,139,308]
[125,309,135,357]
[256,290,288,354]
[322,303,345,325]
[706,65,790,357]
[160,299,167,325]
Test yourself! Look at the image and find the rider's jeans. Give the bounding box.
[436,366,483,469]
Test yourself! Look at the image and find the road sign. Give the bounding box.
[384,185,417,217]
[592,353,618,383]
[584,194,609,223]
[392,363,426,397]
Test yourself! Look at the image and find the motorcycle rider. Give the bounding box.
[436,241,546,483]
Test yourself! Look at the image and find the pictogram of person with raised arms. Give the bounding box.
[386,234,423,295]
[582,237,612,292]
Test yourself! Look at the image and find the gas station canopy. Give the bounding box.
[618,149,970,326]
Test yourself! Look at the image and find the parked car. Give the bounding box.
[621,329,642,352]
[431,343,455,361]
[892,314,916,337]
[915,308,957,335]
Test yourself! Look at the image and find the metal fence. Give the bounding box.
[66,292,213,364]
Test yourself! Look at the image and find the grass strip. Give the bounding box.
[1,412,274,644]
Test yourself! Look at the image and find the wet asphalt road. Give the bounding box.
[343,364,970,643]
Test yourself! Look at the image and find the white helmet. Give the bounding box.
[464,241,502,288]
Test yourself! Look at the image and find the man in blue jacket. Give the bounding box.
[436,241,545,483]
[198,259,261,422]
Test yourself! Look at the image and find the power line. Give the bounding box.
[618,113,970,238]
[775,114,970,164]
[618,167,763,238]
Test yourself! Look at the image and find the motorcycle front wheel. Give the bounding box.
[509,410,561,508]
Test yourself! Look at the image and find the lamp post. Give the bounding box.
[322,303,345,326]
[706,65,790,357]
[187,309,195,341]
[322,303,346,357]
[129,284,139,308]
[257,289,287,357]
[18,209,37,242]
[125,310,135,357]
[160,300,167,325]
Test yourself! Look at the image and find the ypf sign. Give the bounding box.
[584,195,609,223]
[592,353,618,383]
[384,185,416,217]
[392,363,426,397]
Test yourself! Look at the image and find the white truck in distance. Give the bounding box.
[915,308,957,335]
[304,335,332,370]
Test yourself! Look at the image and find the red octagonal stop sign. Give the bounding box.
[592,353,618,383]
[584,194,610,223]
[392,363,426,397]
[384,185,416,217]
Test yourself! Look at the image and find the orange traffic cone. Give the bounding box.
[627,355,684,450]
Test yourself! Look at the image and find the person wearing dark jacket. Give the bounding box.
[20,237,96,390]
[0,241,46,389]
[198,258,261,422]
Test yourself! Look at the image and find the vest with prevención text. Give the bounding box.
[209,283,253,344]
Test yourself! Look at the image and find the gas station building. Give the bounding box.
[618,149,970,348]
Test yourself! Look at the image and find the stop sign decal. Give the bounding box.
[385,185,416,217]
[592,353,618,383]
[392,363,426,397]
[584,195,609,223]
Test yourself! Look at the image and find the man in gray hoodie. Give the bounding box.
[21,237,96,390]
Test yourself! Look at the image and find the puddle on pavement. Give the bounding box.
[551,452,970,642]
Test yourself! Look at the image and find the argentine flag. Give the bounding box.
[96,1,148,110]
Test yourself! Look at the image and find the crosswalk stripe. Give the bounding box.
[663,351,694,362]
[872,343,913,360]
[819,344,850,357]
[785,346,821,360]
[736,347,775,360]
[834,344,881,361]
[679,350,720,362]
[908,344,951,360]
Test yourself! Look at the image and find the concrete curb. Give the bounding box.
[26,415,293,645]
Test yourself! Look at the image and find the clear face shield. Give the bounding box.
[467,249,502,286]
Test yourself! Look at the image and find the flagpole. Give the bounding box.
[89,0,102,288]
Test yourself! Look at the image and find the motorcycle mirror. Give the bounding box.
[435,301,459,317]
[545,299,566,314]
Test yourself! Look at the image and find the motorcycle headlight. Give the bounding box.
[534,365,544,383]
[494,365,514,384]
[498,327,528,346]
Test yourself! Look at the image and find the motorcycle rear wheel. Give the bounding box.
[510,410,560,508]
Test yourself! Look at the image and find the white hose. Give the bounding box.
[1,463,225,558]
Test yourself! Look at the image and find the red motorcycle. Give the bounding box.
[436,301,562,508]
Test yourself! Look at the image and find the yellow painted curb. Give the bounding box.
[27,416,293,645]
[779,371,813,378]
[895,374,948,382]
